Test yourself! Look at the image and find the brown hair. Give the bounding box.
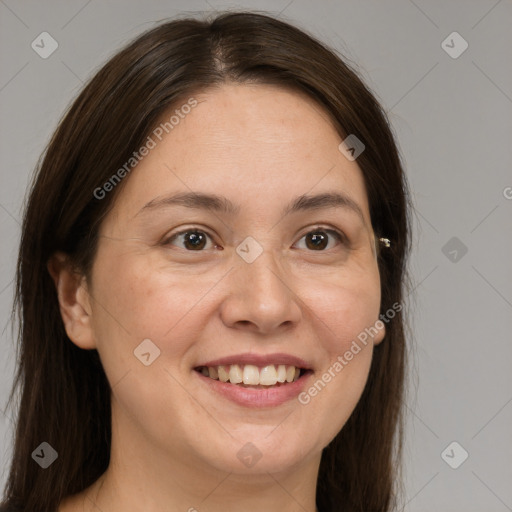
[1,11,412,512]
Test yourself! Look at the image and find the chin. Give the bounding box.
[195,428,319,476]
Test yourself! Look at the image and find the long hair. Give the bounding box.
[1,11,412,512]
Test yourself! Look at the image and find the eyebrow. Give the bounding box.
[136,191,365,224]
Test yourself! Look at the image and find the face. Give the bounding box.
[56,83,385,478]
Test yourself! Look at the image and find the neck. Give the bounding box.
[72,402,321,512]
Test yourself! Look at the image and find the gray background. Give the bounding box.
[1,1,511,510]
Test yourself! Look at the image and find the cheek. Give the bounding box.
[309,280,379,385]
[293,269,381,444]
[92,247,212,335]
[307,265,382,352]
[89,250,211,383]
[89,254,213,443]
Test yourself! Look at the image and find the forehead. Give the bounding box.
[109,83,371,224]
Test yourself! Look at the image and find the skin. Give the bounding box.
[50,83,385,512]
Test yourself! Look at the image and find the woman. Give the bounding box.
[1,11,412,512]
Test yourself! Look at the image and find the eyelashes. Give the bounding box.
[162,225,348,253]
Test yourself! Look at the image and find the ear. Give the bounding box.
[372,313,386,346]
[47,251,96,350]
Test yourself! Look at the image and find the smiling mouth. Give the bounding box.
[194,364,311,388]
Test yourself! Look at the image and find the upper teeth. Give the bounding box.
[199,364,301,385]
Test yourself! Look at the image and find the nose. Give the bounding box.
[219,248,302,335]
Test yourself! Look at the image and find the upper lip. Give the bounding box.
[196,353,312,370]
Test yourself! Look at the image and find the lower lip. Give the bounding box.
[195,370,313,408]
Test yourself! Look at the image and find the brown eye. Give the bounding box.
[165,230,214,251]
[295,228,345,251]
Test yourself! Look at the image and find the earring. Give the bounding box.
[379,238,391,248]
